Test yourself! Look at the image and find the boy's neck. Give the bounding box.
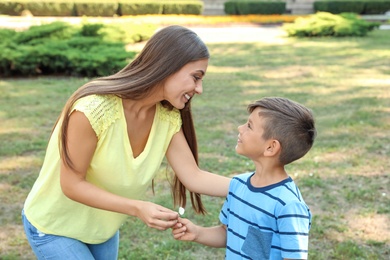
[250,163,288,188]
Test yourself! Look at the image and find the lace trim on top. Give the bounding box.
[73,95,181,138]
[157,104,182,128]
[73,95,121,139]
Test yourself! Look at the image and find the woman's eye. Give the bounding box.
[247,123,251,129]
[193,75,201,81]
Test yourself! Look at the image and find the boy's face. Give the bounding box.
[236,108,268,160]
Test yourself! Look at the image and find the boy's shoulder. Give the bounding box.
[276,180,310,214]
[232,172,253,182]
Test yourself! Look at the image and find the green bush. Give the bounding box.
[79,23,105,37]
[0,0,204,16]
[313,0,390,14]
[162,1,203,15]
[224,1,238,15]
[98,23,157,43]
[0,29,17,44]
[13,22,77,45]
[0,22,147,77]
[66,42,130,77]
[0,1,24,15]
[224,0,285,15]
[119,1,162,15]
[237,1,285,15]
[363,0,390,14]
[22,41,71,75]
[283,12,380,37]
[25,2,74,16]
[0,42,18,75]
[73,0,118,17]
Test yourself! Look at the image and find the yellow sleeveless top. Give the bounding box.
[24,95,181,243]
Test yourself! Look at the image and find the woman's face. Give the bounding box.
[163,59,208,109]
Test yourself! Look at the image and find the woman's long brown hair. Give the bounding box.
[57,25,209,214]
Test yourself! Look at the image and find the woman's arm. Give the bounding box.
[166,129,231,197]
[60,111,178,230]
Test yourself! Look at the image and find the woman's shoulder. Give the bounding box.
[74,94,120,112]
[157,103,181,125]
[73,94,122,137]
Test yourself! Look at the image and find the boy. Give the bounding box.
[172,97,316,259]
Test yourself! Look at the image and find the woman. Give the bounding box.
[22,25,231,259]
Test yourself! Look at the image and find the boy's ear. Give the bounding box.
[264,139,281,157]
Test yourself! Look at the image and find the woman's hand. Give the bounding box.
[135,201,179,231]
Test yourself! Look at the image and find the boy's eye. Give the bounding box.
[247,123,251,129]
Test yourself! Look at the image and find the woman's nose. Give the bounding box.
[195,82,203,94]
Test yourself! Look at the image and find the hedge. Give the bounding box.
[314,0,390,14]
[0,0,203,16]
[224,1,286,15]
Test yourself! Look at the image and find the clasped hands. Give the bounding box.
[136,201,194,241]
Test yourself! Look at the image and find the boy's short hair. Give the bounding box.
[248,97,316,165]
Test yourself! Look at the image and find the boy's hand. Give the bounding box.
[171,217,197,241]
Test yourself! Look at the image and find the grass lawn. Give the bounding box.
[0,22,389,259]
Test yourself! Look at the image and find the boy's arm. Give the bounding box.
[278,201,310,260]
[172,218,227,248]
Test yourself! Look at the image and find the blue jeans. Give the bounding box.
[22,210,119,260]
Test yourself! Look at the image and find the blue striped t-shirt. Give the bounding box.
[219,172,311,259]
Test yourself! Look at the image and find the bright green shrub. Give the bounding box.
[5,44,41,75]
[0,22,144,77]
[283,12,380,37]
[80,23,105,37]
[0,42,18,75]
[66,36,106,50]
[28,40,71,74]
[1,38,134,77]
[0,29,17,44]
[70,22,157,44]
[13,22,76,45]
[66,42,131,77]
